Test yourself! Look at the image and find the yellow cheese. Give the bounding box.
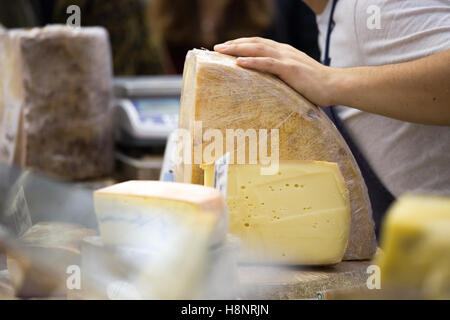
[376,195,450,298]
[203,160,350,265]
[176,49,375,260]
[94,180,228,248]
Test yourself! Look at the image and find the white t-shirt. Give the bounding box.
[316,0,450,197]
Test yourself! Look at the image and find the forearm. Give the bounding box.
[330,50,450,125]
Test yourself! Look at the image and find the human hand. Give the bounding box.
[214,37,340,107]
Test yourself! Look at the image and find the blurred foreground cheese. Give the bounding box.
[376,195,450,299]
[7,222,96,298]
[175,49,375,260]
[0,25,114,178]
[94,181,228,248]
[203,161,350,265]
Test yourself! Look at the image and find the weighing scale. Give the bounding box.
[113,76,182,147]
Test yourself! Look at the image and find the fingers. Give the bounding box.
[224,37,278,47]
[214,42,280,59]
[236,57,285,76]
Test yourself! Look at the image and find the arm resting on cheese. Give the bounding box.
[214,38,450,126]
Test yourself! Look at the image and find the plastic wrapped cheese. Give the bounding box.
[175,49,376,260]
[0,25,114,179]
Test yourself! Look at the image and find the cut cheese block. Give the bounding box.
[203,160,350,265]
[6,222,96,298]
[376,195,450,299]
[0,25,114,179]
[176,49,376,260]
[94,181,228,248]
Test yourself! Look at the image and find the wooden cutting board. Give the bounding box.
[238,260,372,299]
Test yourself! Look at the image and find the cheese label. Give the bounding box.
[214,153,229,198]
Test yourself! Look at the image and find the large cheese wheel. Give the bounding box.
[175,49,376,260]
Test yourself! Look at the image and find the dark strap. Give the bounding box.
[322,0,394,238]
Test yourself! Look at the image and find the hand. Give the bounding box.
[215,38,450,125]
[214,37,339,107]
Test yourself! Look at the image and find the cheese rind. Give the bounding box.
[376,195,450,298]
[203,161,351,265]
[176,49,376,260]
[94,181,228,248]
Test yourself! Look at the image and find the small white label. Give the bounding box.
[214,153,230,198]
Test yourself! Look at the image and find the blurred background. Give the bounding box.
[0,0,321,75]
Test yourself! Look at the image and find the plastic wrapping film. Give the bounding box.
[175,49,377,261]
[0,166,240,299]
[0,25,114,179]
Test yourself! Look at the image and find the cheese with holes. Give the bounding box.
[175,49,375,260]
[94,181,228,248]
[203,161,350,265]
[0,25,114,178]
[376,195,450,299]
[7,222,96,298]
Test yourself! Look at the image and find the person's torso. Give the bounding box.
[316,0,450,197]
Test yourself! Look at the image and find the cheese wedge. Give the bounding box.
[175,49,375,260]
[93,181,228,248]
[376,195,450,299]
[203,160,350,265]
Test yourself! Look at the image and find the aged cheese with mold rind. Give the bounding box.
[176,49,376,260]
[1,25,114,179]
[203,160,350,265]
